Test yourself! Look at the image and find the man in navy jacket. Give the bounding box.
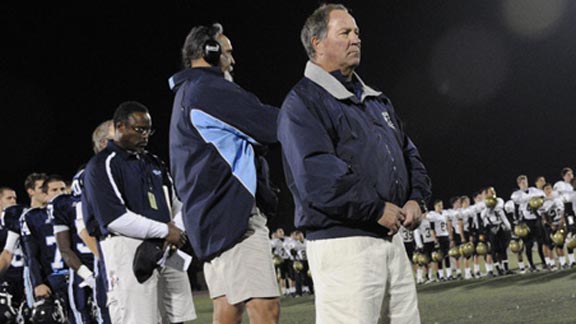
[278,4,431,324]
[169,23,280,324]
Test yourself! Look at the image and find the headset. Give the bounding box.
[202,25,222,66]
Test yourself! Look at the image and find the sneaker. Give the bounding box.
[474,272,481,278]
[505,270,514,275]
[571,262,576,268]
[519,268,526,274]
[529,267,539,273]
[562,263,569,270]
[487,271,494,278]
[455,273,463,280]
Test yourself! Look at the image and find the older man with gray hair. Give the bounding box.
[278,4,431,323]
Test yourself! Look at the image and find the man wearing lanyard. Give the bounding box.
[83,101,196,324]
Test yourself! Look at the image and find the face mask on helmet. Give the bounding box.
[0,291,17,323]
[30,297,66,324]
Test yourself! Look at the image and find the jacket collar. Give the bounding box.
[304,61,381,102]
[106,140,147,160]
[168,67,223,92]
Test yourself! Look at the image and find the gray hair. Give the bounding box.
[181,23,224,68]
[300,4,348,60]
[92,120,114,154]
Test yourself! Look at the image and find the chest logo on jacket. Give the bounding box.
[382,112,396,130]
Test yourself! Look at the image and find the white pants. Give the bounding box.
[100,235,196,324]
[307,234,420,324]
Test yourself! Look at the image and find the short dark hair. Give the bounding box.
[41,174,66,194]
[543,182,553,190]
[181,23,224,68]
[562,167,573,177]
[516,175,527,183]
[113,101,149,127]
[449,196,459,206]
[24,173,48,191]
[433,199,443,206]
[301,4,348,60]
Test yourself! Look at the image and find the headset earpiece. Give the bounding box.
[203,38,221,66]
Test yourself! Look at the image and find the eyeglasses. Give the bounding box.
[131,126,155,136]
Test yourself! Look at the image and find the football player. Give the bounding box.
[50,171,109,323]
[413,214,435,284]
[427,200,452,281]
[553,167,573,194]
[511,175,546,271]
[504,199,526,273]
[271,228,292,296]
[399,225,416,275]
[20,175,74,321]
[0,191,25,322]
[555,168,575,267]
[0,187,17,211]
[459,196,477,279]
[480,189,512,276]
[538,183,566,269]
[447,197,463,279]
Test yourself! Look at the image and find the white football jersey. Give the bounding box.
[460,206,477,232]
[399,226,414,243]
[539,197,564,225]
[414,217,435,246]
[511,187,545,220]
[480,199,510,230]
[553,181,574,195]
[426,210,450,237]
[283,237,299,261]
[446,209,462,235]
[292,239,307,261]
[271,238,289,259]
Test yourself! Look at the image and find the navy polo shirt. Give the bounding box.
[83,141,172,237]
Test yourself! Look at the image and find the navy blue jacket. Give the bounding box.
[169,67,278,261]
[83,141,172,238]
[278,62,431,240]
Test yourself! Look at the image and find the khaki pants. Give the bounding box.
[100,235,197,324]
[307,234,420,324]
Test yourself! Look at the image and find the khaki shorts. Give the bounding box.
[204,209,280,305]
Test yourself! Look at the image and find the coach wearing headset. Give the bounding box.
[168,23,280,324]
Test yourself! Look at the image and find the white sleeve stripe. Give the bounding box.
[53,225,70,234]
[105,152,126,205]
[4,231,20,254]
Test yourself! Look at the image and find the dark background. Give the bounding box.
[2,1,576,232]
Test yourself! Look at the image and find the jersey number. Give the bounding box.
[45,236,64,270]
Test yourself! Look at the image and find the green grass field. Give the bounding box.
[189,250,576,323]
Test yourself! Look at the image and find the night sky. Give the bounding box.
[3,1,576,231]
